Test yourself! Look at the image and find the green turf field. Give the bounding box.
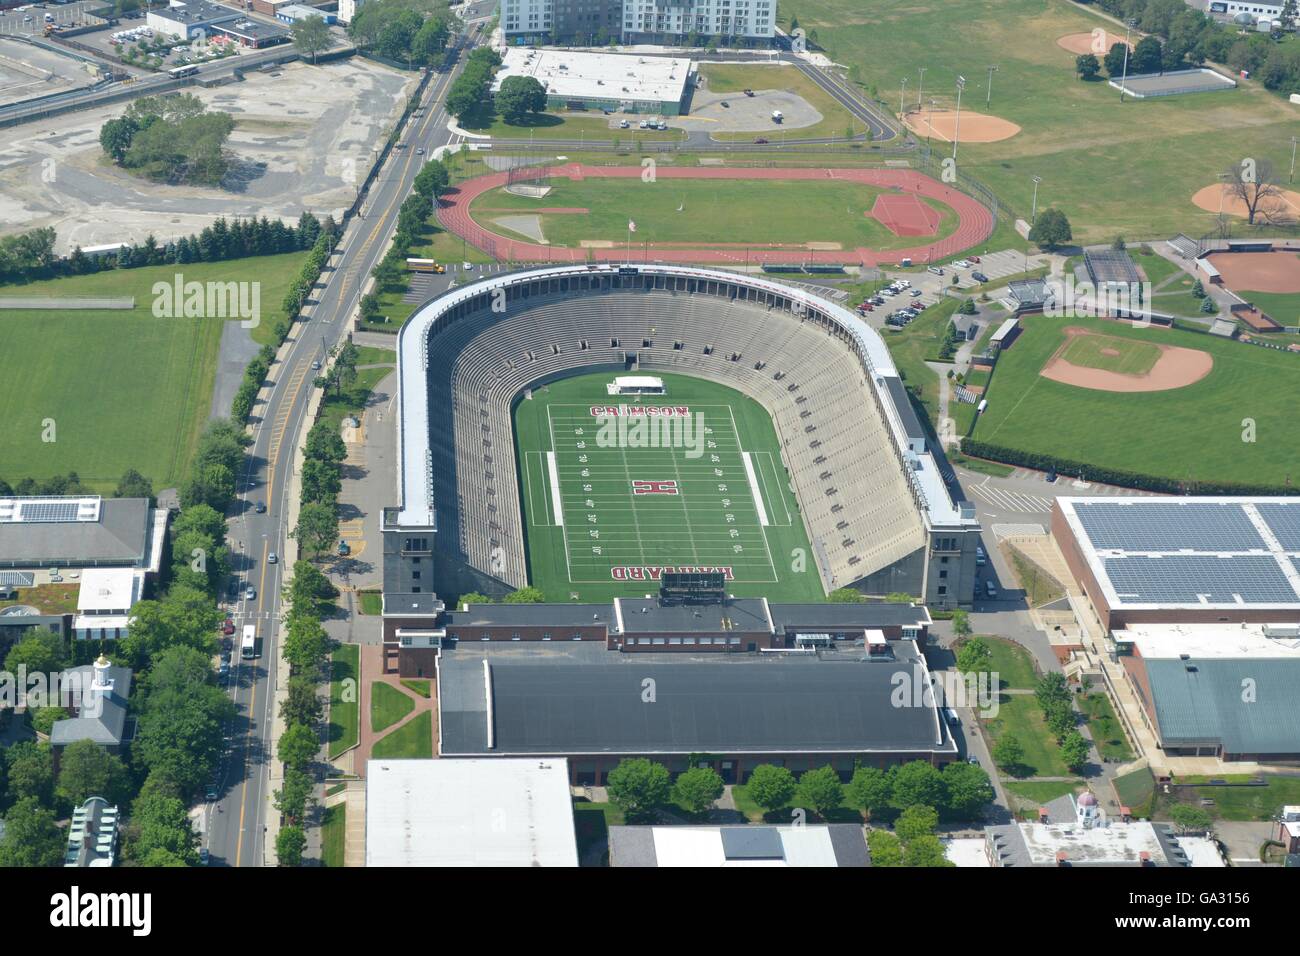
[1058,332,1160,375]
[0,253,306,491]
[971,315,1300,486]
[470,178,958,250]
[782,0,1300,242]
[513,371,823,602]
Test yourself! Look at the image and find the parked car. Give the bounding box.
[985,580,998,598]
[753,137,768,144]
[910,288,923,297]
[971,271,989,283]
[927,266,944,276]
[720,100,730,107]
[199,848,210,865]
[1046,470,1058,483]
[969,255,981,263]
[222,620,235,636]
[743,88,755,96]
[619,119,630,128]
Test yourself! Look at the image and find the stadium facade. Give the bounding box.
[380,264,979,655]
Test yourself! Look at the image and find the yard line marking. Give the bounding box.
[545,451,564,527]
[742,452,770,527]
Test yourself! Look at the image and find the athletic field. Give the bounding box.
[0,253,306,491]
[971,315,1300,487]
[513,371,823,602]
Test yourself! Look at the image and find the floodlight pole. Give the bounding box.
[986,65,998,108]
[917,67,926,109]
[1119,19,1135,101]
[1290,136,1297,184]
[900,77,908,117]
[952,76,966,162]
[1027,175,1042,271]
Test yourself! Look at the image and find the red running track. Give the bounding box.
[436,164,995,267]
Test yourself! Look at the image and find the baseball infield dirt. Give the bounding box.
[901,108,1021,144]
[1040,327,1214,393]
[1191,183,1300,222]
[1056,31,1132,55]
[1207,251,1300,294]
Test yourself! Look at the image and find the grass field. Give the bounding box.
[782,0,1300,242]
[327,644,360,759]
[371,710,432,759]
[1004,779,1085,805]
[881,296,961,425]
[370,682,415,734]
[981,636,1039,690]
[1234,289,1300,328]
[971,315,1300,486]
[1164,775,1300,822]
[983,694,1071,778]
[514,371,822,602]
[1079,692,1134,763]
[0,253,306,491]
[320,804,346,867]
[469,178,958,250]
[1058,332,1160,375]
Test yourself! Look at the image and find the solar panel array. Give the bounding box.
[1258,502,1300,551]
[0,571,35,588]
[1104,555,1296,605]
[18,501,81,523]
[1068,498,1300,607]
[1073,501,1265,552]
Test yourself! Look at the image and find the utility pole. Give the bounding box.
[952,75,966,162]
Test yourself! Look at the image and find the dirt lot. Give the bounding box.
[0,58,415,251]
[0,37,94,107]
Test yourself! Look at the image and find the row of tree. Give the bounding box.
[0,213,332,286]
[446,46,502,123]
[273,561,339,865]
[99,93,234,186]
[361,156,450,325]
[0,468,150,500]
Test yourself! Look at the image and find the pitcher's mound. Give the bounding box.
[902,108,1020,144]
[1057,31,1132,56]
[1191,183,1300,222]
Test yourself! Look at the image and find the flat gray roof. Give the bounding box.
[438,643,952,758]
[0,497,152,569]
[1146,656,1300,754]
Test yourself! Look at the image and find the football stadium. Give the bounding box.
[381,264,980,610]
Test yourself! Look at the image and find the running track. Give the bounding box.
[437,164,995,267]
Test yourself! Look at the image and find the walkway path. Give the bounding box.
[353,644,438,777]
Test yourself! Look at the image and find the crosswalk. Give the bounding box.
[969,483,1055,514]
[966,472,1145,515]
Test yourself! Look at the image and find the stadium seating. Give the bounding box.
[417,276,928,591]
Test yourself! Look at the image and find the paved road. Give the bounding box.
[201,28,480,867]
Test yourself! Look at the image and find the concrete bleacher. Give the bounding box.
[419,278,928,591]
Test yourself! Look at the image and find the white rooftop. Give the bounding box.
[76,567,139,613]
[365,758,579,867]
[1113,622,1300,659]
[943,837,992,867]
[492,48,692,105]
[0,496,101,524]
[1018,820,1169,865]
[649,825,840,867]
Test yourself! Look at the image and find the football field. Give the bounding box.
[514,372,823,602]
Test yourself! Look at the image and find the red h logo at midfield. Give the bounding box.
[632,479,679,495]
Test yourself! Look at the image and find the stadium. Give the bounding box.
[381,264,980,624]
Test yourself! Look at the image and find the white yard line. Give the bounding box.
[545,451,564,527]
[742,452,770,527]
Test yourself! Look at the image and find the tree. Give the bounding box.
[1035,672,1071,712]
[29,706,67,738]
[292,500,339,556]
[745,764,797,815]
[115,468,154,499]
[305,419,347,463]
[940,760,994,818]
[502,586,545,604]
[57,740,130,808]
[846,766,893,819]
[274,768,314,824]
[955,636,992,675]
[99,115,138,163]
[120,586,221,670]
[904,834,954,867]
[606,758,671,818]
[281,674,325,726]
[496,75,548,124]
[291,14,331,63]
[4,629,67,677]
[276,825,306,866]
[0,797,65,867]
[301,457,342,505]
[456,592,493,608]
[890,760,945,810]
[951,609,972,638]
[895,804,939,843]
[1046,700,1075,742]
[288,560,338,617]
[1104,41,1129,78]
[277,722,319,772]
[4,741,54,805]
[1075,53,1100,80]
[796,765,844,818]
[413,158,451,201]
[128,789,198,865]
[866,828,903,866]
[413,16,450,65]
[1028,208,1072,251]
[134,646,234,796]
[992,733,1025,773]
[283,615,331,673]
[1131,35,1164,75]
[1170,803,1213,834]
[828,587,863,603]
[1060,730,1091,773]
[1224,158,1285,226]
[673,766,724,815]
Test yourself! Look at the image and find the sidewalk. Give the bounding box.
[352,644,439,778]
